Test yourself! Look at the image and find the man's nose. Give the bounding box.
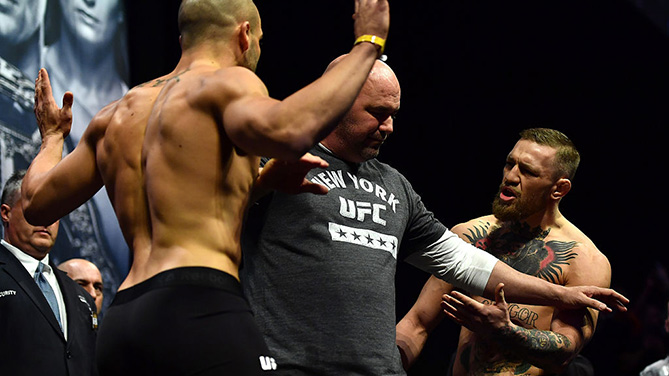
[84,284,96,298]
[379,117,393,134]
[504,165,520,184]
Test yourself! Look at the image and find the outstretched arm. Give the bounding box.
[21,68,104,226]
[447,221,628,313]
[481,259,627,313]
[223,0,390,160]
[396,275,453,370]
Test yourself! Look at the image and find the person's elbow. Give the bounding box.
[21,197,47,226]
[21,192,59,226]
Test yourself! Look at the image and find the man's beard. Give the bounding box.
[492,184,547,222]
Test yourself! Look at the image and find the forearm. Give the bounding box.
[23,134,101,225]
[497,324,576,372]
[396,319,429,370]
[22,133,66,208]
[396,275,452,370]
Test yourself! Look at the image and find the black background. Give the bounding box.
[123,1,669,374]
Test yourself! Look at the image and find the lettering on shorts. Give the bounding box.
[259,355,277,371]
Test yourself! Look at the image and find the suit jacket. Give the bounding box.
[0,244,98,376]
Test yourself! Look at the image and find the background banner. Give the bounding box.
[0,0,130,314]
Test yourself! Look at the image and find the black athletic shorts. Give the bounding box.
[96,267,276,375]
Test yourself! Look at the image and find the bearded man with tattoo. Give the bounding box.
[396,128,611,375]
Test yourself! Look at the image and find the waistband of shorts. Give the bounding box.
[112,267,243,304]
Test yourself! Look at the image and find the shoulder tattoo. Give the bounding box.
[138,68,191,88]
[462,221,578,283]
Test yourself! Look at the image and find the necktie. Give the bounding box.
[34,262,62,330]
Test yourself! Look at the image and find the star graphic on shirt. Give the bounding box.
[352,232,361,241]
[377,238,387,247]
[366,234,374,244]
[390,240,396,250]
[337,229,347,238]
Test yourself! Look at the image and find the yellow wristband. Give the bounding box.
[354,35,386,55]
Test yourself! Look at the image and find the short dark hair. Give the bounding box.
[1,170,27,207]
[519,128,580,180]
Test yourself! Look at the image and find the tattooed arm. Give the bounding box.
[444,283,597,373]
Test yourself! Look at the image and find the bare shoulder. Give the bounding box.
[559,218,606,260]
[204,66,269,101]
[451,214,498,238]
[84,99,121,137]
[140,66,270,116]
[557,219,611,286]
[83,82,159,140]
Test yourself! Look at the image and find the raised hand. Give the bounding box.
[256,153,329,196]
[34,68,73,139]
[353,0,390,41]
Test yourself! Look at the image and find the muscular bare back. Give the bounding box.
[450,215,610,376]
[90,65,261,290]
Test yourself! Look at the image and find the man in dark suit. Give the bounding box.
[0,170,97,375]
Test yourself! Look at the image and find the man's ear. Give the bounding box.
[0,204,11,225]
[552,178,572,200]
[238,21,251,53]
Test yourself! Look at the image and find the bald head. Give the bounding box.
[324,55,399,98]
[321,56,400,163]
[58,258,104,313]
[178,0,260,50]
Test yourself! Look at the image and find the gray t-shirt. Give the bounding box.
[241,145,496,375]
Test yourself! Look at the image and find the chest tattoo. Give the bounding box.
[462,221,577,284]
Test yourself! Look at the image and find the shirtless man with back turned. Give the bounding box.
[21,0,390,374]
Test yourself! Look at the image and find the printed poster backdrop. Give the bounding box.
[0,0,129,314]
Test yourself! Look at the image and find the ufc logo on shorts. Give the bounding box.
[259,355,277,371]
